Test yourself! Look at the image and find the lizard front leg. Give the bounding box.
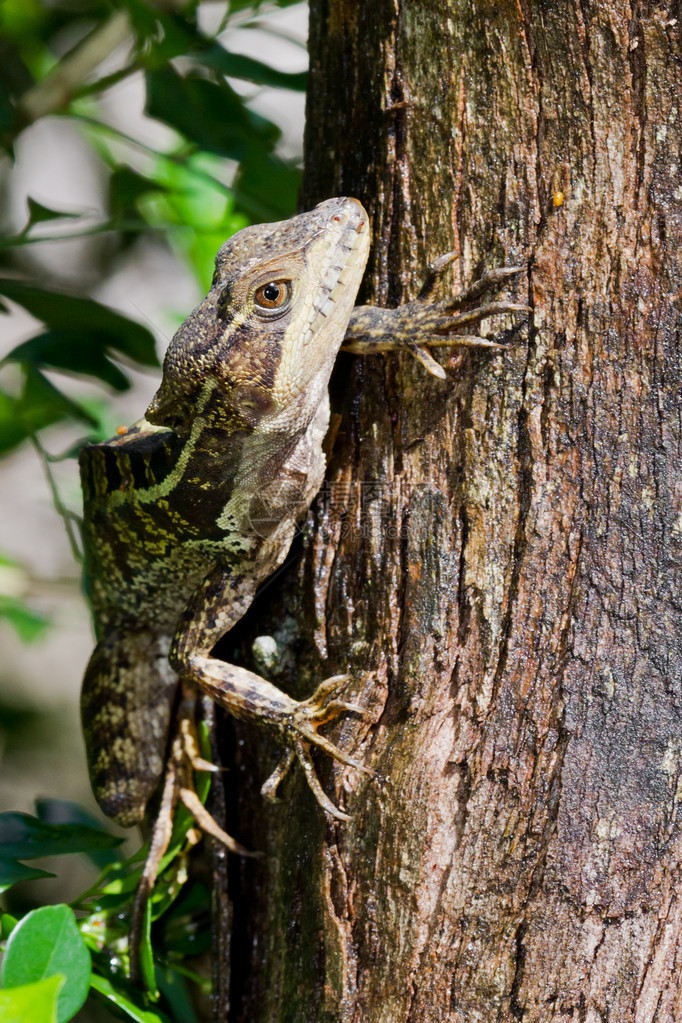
[170,567,371,822]
[342,257,529,378]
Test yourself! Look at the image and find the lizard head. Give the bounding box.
[146,197,370,438]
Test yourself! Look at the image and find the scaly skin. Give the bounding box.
[79,197,528,979]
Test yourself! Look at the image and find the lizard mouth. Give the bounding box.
[267,196,370,410]
[301,197,371,344]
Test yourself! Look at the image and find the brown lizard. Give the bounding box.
[79,196,527,975]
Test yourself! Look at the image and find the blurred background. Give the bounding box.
[0,0,307,899]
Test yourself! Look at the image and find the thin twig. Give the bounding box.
[18,10,133,125]
[30,433,83,564]
[73,114,235,196]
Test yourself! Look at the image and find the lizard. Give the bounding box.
[78,196,528,975]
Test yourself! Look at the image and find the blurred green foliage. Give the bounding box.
[0,0,304,637]
[0,0,304,457]
[0,791,216,1022]
[0,2,305,1017]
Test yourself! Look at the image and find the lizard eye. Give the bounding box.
[254,280,291,311]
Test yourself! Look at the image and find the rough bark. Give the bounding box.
[217,2,682,1021]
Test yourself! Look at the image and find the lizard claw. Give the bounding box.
[402,261,529,373]
[260,747,296,803]
[294,740,352,820]
[342,260,529,375]
[261,743,352,821]
[417,250,459,301]
[261,673,373,818]
[178,786,258,857]
[418,258,526,307]
[444,264,526,309]
[298,673,368,723]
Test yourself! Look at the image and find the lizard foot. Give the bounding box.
[129,693,255,984]
[261,673,373,821]
[343,258,530,378]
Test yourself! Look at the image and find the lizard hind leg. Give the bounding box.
[129,745,179,985]
[129,691,253,985]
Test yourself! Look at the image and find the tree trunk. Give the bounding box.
[217,3,682,1020]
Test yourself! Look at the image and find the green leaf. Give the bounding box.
[6,330,131,391]
[0,811,122,859]
[0,92,17,156]
[1,905,90,1023]
[233,151,301,221]
[87,856,147,902]
[155,965,199,1023]
[35,798,123,868]
[0,370,95,454]
[125,0,198,65]
[193,43,307,91]
[34,797,105,828]
[0,0,53,46]
[138,898,157,998]
[227,0,303,11]
[159,881,210,958]
[145,65,279,163]
[131,151,248,287]
[89,973,172,1023]
[0,975,63,1023]
[0,860,55,894]
[0,279,159,368]
[25,197,79,228]
[0,594,49,642]
[2,912,19,938]
[22,365,96,422]
[0,385,29,452]
[109,166,166,223]
[0,387,27,452]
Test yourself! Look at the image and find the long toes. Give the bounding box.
[190,756,219,774]
[261,748,296,803]
[308,699,369,724]
[412,334,507,351]
[490,265,526,279]
[442,300,531,321]
[298,724,375,776]
[417,250,459,301]
[402,340,448,378]
[305,673,352,708]
[179,787,256,857]
[295,741,351,821]
[447,265,527,307]
[444,336,507,350]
